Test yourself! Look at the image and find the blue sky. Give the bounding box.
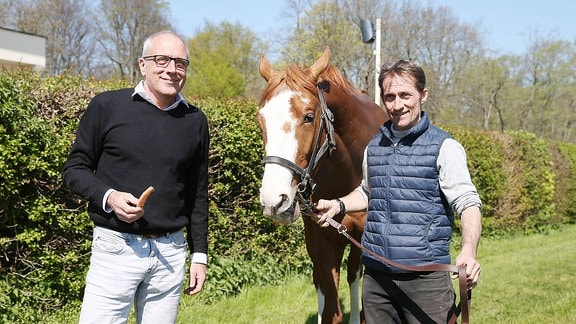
[169,0,575,56]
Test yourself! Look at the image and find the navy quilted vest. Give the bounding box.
[362,112,454,272]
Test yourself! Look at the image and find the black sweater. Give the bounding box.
[62,88,209,255]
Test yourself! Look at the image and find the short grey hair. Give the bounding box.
[141,30,189,58]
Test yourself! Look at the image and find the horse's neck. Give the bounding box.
[331,93,384,154]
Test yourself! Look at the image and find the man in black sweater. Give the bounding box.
[62,30,208,323]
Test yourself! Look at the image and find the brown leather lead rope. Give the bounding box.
[324,216,471,324]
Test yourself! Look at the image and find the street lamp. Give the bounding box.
[360,18,381,106]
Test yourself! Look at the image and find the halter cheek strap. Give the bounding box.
[261,84,337,210]
[315,83,336,160]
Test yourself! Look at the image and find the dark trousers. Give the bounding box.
[362,268,456,324]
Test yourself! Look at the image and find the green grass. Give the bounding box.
[177,225,576,323]
[47,225,576,323]
[179,275,323,324]
[471,225,576,323]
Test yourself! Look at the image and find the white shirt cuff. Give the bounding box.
[103,189,115,213]
[191,252,207,264]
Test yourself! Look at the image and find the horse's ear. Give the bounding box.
[309,47,331,80]
[259,54,275,82]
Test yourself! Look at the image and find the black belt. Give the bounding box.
[139,229,181,239]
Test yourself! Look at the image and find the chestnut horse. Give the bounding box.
[257,47,387,324]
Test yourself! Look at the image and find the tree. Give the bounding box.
[280,0,369,89]
[520,39,576,142]
[0,0,17,27]
[95,0,172,82]
[10,0,98,76]
[458,58,510,131]
[338,0,384,92]
[186,21,267,99]
[374,1,484,122]
[279,0,486,112]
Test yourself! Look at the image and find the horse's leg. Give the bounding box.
[311,263,328,324]
[342,212,366,324]
[316,284,325,324]
[304,219,345,324]
[311,261,341,323]
[347,243,363,324]
[315,249,344,324]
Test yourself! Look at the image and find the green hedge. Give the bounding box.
[552,142,576,221]
[1,71,575,321]
[445,126,574,234]
[0,71,105,322]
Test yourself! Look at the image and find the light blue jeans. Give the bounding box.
[79,226,187,324]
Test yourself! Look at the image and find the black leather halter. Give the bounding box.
[262,83,336,212]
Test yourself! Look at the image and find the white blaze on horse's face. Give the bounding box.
[259,90,305,220]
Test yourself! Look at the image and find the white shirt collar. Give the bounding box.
[132,81,188,111]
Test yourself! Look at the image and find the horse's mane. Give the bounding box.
[260,62,362,105]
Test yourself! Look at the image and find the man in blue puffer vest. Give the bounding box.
[313,59,482,323]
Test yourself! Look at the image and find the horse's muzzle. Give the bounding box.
[265,200,301,225]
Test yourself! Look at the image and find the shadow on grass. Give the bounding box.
[305,312,352,324]
[305,298,354,323]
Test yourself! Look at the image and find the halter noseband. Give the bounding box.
[262,83,337,211]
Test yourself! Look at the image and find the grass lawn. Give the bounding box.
[47,225,576,323]
[471,225,576,323]
[177,225,576,323]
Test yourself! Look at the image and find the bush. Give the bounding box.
[0,70,118,322]
[551,142,576,223]
[495,131,556,231]
[445,127,508,219]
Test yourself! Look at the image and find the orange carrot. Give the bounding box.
[137,186,154,208]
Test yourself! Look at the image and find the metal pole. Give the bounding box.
[374,18,381,105]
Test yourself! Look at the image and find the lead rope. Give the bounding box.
[322,216,471,324]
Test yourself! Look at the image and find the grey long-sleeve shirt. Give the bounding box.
[357,134,482,217]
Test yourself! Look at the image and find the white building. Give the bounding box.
[0,27,46,71]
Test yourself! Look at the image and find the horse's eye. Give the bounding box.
[304,113,315,124]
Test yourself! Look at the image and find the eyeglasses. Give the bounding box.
[142,55,189,71]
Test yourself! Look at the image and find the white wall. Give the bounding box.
[0,28,46,71]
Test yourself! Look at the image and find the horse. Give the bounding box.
[257,47,388,324]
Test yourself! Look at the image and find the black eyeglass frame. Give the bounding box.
[142,55,190,70]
